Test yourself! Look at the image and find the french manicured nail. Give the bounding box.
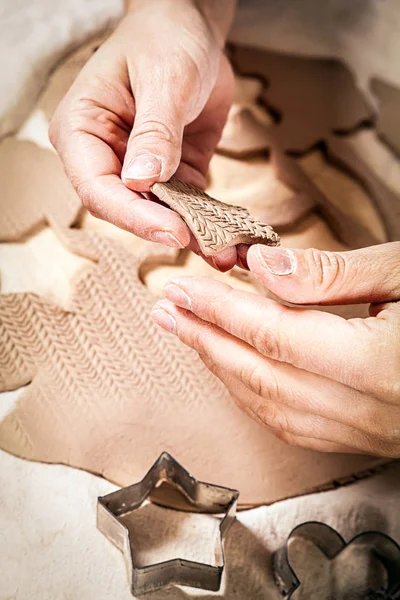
[164,284,192,310]
[255,246,295,275]
[150,231,185,248]
[151,305,176,334]
[125,154,162,180]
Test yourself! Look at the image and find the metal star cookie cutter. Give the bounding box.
[272,521,400,599]
[151,177,280,256]
[97,452,239,596]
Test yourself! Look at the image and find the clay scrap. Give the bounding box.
[151,177,280,256]
[231,46,373,153]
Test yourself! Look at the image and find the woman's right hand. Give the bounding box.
[49,0,237,270]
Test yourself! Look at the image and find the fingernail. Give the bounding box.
[255,246,295,275]
[125,154,162,180]
[150,231,185,248]
[164,284,192,310]
[151,306,176,334]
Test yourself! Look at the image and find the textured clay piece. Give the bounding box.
[151,177,280,256]
[371,77,400,156]
[0,229,387,507]
[232,46,373,153]
[0,138,81,241]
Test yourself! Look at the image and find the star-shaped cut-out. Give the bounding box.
[97,452,239,596]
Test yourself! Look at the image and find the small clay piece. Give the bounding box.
[232,46,373,153]
[370,77,400,156]
[151,176,280,256]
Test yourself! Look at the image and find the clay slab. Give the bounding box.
[371,77,400,156]
[232,46,373,153]
[0,138,81,241]
[0,229,387,507]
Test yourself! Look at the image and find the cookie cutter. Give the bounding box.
[97,452,239,596]
[272,521,400,599]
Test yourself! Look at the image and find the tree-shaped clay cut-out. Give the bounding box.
[0,229,386,506]
[152,177,280,256]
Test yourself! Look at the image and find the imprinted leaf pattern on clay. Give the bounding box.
[152,177,280,256]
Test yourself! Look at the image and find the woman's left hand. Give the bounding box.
[151,242,400,457]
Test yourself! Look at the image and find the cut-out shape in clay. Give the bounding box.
[0,138,81,241]
[217,108,271,158]
[371,77,400,156]
[0,229,386,507]
[151,177,280,256]
[232,46,373,153]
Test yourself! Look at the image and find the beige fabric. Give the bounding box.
[1,449,399,600]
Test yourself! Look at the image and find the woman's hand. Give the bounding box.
[49,0,237,270]
[151,242,400,457]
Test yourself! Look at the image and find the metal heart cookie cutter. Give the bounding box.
[97,452,239,596]
[272,521,400,599]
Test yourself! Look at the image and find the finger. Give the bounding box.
[151,299,400,452]
[121,52,231,192]
[224,372,397,456]
[246,242,400,305]
[159,276,394,395]
[53,129,191,247]
[272,432,369,454]
[189,234,237,272]
[122,70,202,192]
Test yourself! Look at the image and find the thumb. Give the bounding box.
[121,85,189,192]
[247,242,400,305]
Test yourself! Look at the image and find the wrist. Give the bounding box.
[125,0,236,48]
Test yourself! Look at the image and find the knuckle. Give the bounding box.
[251,307,289,363]
[186,324,214,357]
[275,430,300,446]
[241,362,268,398]
[364,406,400,444]
[379,371,400,404]
[75,182,99,217]
[304,248,346,293]
[48,118,59,148]
[133,118,179,148]
[257,401,289,433]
